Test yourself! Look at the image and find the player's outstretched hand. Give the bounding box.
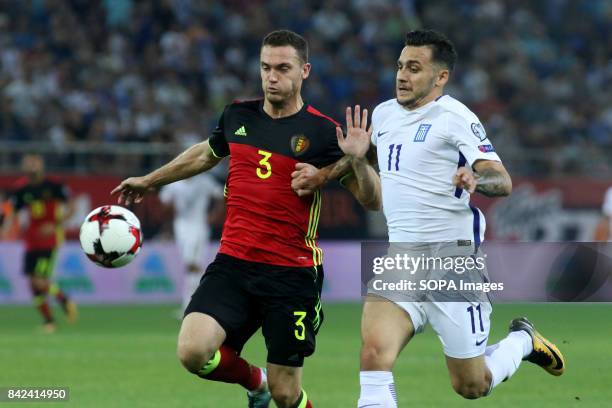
[111,176,153,205]
[453,167,477,194]
[291,162,324,197]
[337,105,372,159]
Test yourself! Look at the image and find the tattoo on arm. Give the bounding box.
[366,145,378,169]
[327,156,352,180]
[349,156,382,210]
[329,145,377,181]
[475,168,511,197]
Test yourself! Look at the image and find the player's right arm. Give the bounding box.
[291,106,381,210]
[111,140,222,205]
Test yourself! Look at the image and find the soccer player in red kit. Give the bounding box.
[4,154,77,332]
[112,30,380,408]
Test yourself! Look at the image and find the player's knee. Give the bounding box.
[268,381,300,408]
[452,380,489,399]
[31,277,47,291]
[360,343,395,370]
[176,340,214,374]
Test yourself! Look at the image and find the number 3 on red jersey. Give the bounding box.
[256,150,272,179]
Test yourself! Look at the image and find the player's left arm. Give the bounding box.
[453,159,512,197]
[448,111,511,197]
[473,159,512,197]
[296,156,353,192]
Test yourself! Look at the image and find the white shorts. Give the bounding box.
[174,225,206,267]
[397,300,492,359]
[369,242,491,359]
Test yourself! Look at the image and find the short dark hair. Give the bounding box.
[404,30,457,71]
[262,30,308,63]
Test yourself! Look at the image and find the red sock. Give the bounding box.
[31,283,54,324]
[306,401,313,408]
[52,287,69,309]
[34,295,54,323]
[199,345,262,391]
[56,292,66,302]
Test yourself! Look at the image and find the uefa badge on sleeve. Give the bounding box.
[471,123,487,141]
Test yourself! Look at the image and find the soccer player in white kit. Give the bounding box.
[292,30,566,406]
[159,173,223,313]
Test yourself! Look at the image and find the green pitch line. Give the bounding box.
[0,303,609,407]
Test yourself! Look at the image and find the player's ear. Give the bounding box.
[302,62,311,80]
[435,68,449,88]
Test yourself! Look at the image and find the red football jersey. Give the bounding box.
[11,177,69,251]
[209,100,343,267]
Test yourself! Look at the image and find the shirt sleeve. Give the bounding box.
[208,108,230,158]
[446,112,501,167]
[603,187,612,216]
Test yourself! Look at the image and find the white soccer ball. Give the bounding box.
[79,205,143,268]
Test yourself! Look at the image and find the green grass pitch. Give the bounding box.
[0,303,610,407]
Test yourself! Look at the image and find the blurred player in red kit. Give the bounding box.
[3,154,77,332]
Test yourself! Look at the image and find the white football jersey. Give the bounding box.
[159,173,223,239]
[371,95,501,243]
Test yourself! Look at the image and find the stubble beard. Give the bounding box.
[266,83,297,109]
[397,77,436,109]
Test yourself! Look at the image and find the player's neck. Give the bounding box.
[263,96,304,119]
[28,174,44,184]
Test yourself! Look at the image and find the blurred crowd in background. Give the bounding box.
[1,0,611,176]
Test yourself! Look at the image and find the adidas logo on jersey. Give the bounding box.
[234,126,247,136]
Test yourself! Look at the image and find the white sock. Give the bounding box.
[485,331,532,393]
[183,273,201,311]
[358,371,397,408]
